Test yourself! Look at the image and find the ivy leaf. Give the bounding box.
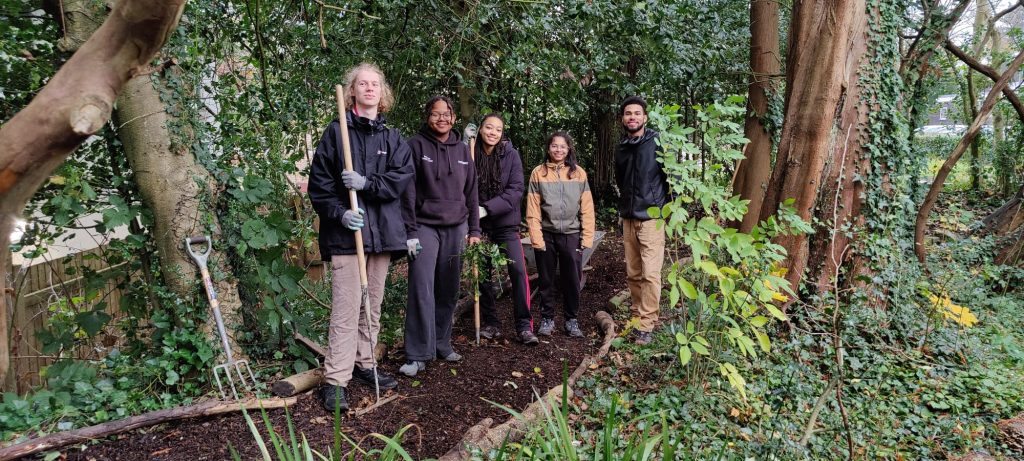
[74,309,111,337]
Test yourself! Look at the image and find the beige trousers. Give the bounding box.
[623,219,666,332]
[325,253,390,387]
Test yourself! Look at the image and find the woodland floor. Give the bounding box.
[52,233,627,461]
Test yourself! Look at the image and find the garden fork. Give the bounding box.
[185,235,257,400]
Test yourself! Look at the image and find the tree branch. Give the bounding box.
[0,0,188,387]
[944,40,1024,123]
[915,48,1024,263]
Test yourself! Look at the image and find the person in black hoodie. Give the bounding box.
[614,95,670,346]
[473,114,538,345]
[399,96,481,377]
[308,63,413,412]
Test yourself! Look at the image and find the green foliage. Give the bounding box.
[462,242,510,297]
[646,99,810,399]
[235,405,418,461]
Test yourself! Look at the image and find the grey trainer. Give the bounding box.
[565,319,584,338]
[398,360,425,377]
[537,318,556,336]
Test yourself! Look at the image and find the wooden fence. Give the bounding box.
[5,246,129,394]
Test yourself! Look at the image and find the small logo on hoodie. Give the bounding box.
[422,155,434,163]
[377,150,387,156]
[457,160,469,165]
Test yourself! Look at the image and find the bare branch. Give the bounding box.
[944,39,1024,123]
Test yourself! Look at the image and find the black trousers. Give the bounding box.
[536,231,582,321]
[480,226,533,331]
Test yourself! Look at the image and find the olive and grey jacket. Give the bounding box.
[525,162,596,249]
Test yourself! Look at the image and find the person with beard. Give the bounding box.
[473,114,538,345]
[525,131,595,338]
[308,62,413,412]
[399,96,481,377]
[614,96,670,346]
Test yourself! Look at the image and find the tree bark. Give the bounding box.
[114,75,247,360]
[590,89,617,200]
[806,3,870,293]
[759,0,865,292]
[0,0,186,390]
[734,0,781,233]
[915,49,1024,263]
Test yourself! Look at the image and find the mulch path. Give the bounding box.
[54,232,627,461]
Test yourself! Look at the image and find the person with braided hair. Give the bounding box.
[473,114,538,345]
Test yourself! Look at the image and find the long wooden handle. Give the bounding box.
[335,85,368,287]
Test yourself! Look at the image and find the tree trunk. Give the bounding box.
[0,0,186,390]
[733,0,781,233]
[590,89,617,201]
[114,75,247,360]
[759,0,865,292]
[915,49,1024,262]
[806,3,870,293]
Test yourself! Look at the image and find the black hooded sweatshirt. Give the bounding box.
[401,124,481,239]
[308,111,413,259]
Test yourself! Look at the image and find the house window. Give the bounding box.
[939,105,947,121]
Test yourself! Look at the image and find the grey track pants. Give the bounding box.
[404,222,467,362]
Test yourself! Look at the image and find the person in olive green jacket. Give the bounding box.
[525,131,595,338]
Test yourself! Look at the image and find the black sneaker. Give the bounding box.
[320,384,348,412]
[352,366,398,390]
[519,329,539,345]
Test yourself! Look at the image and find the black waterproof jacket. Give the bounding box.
[401,125,481,239]
[476,140,525,231]
[614,128,670,220]
[308,111,413,260]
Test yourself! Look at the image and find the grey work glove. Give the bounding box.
[463,123,478,144]
[341,208,365,231]
[478,206,488,218]
[341,170,367,191]
[406,238,422,260]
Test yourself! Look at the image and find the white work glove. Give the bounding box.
[406,239,422,260]
[479,206,488,218]
[464,123,478,143]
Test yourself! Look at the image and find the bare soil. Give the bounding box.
[53,233,626,461]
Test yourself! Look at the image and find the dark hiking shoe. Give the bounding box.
[633,330,653,346]
[352,366,398,391]
[399,360,425,377]
[519,329,540,345]
[480,325,502,340]
[565,319,584,338]
[320,384,348,412]
[537,318,556,336]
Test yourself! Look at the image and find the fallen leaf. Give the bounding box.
[533,367,542,374]
[730,407,741,418]
[511,371,524,378]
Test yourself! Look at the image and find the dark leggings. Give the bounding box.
[536,231,581,321]
[480,226,533,331]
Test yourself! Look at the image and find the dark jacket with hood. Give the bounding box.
[476,140,524,231]
[308,111,413,260]
[614,128,670,220]
[401,125,481,239]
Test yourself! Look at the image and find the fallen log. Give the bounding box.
[0,396,298,460]
[272,368,324,397]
